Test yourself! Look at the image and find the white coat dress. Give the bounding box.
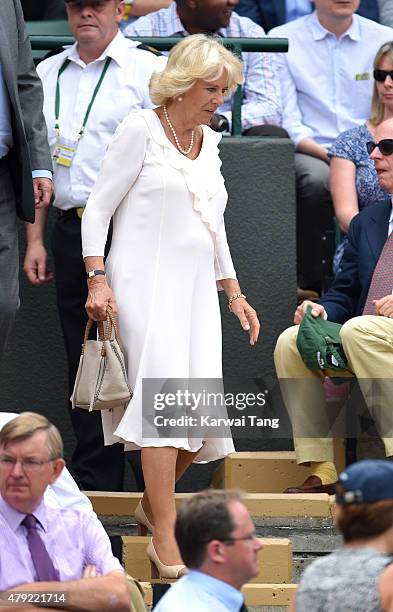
[82,109,236,462]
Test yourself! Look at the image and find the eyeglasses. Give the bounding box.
[219,531,258,545]
[0,456,58,473]
[374,69,393,82]
[366,139,393,156]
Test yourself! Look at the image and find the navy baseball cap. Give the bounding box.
[336,460,393,505]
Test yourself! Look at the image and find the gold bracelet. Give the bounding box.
[228,293,246,312]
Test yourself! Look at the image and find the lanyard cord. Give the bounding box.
[54,56,112,142]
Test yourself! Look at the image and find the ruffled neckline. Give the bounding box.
[138,109,225,235]
[142,108,221,161]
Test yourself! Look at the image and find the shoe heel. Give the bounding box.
[149,559,159,579]
[136,522,148,536]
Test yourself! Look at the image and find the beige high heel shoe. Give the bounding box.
[146,539,186,580]
[134,501,154,535]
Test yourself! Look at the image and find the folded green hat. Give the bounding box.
[296,306,347,372]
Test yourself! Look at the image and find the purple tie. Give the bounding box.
[22,514,59,582]
[363,231,393,315]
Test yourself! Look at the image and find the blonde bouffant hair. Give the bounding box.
[149,34,244,106]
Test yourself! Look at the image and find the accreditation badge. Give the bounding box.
[53,137,77,168]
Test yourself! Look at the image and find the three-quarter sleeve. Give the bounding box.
[82,112,147,257]
[214,217,237,289]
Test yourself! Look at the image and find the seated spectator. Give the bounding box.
[269,0,392,296]
[236,0,380,31]
[0,412,138,612]
[0,412,92,512]
[124,0,283,136]
[291,460,393,612]
[21,0,66,20]
[274,118,393,494]
[154,489,263,611]
[378,0,393,27]
[329,41,393,273]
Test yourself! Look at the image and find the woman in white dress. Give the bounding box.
[81,34,260,578]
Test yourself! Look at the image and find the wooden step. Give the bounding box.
[140,582,297,607]
[243,583,297,606]
[86,491,334,519]
[122,535,292,584]
[212,447,345,493]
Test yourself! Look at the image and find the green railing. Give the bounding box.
[27,21,288,136]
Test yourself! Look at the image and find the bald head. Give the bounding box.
[369,118,393,194]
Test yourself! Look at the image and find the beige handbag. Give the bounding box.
[71,308,132,412]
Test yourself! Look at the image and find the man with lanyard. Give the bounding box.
[23,0,166,492]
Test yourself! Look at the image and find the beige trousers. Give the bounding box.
[274,315,393,464]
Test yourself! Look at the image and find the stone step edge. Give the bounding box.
[122,535,293,584]
[85,491,334,518]
[140,582,297,606]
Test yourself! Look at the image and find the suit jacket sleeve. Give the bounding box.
[13,0,52,172]
[319,216,362,323]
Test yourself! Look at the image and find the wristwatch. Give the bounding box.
[87,269,106,279]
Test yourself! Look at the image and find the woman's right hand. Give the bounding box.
[85,278,118,321]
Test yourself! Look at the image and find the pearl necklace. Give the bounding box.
[163,105,195,155]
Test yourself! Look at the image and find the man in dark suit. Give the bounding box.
[274,117,393,493]
[236,0,380,30]
[21,0,67,20]
[0,0,52,361]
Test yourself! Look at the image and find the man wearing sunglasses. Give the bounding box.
[154,489,263,611]
[274,116,393,494]
[268,0,393,298]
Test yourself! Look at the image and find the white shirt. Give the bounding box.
[37,31,166,210]
[389,198,393,237]
[269,13,393,148]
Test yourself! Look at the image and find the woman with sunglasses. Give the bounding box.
[328,41,393,272]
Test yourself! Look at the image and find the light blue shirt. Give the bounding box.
[154,569,245,612]
[286,0,312,22]
[0,63,13,158]
[269,13,393,148]
[125,6,282,130]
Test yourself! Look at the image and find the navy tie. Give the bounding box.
[22,514,59,581]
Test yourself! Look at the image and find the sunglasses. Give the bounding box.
[374,69,393,82]
[366,139,393,156]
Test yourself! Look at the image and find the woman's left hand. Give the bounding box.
[231,298,260,345]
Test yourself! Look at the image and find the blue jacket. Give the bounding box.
[320,201,390,323]
[236,0,380,30]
